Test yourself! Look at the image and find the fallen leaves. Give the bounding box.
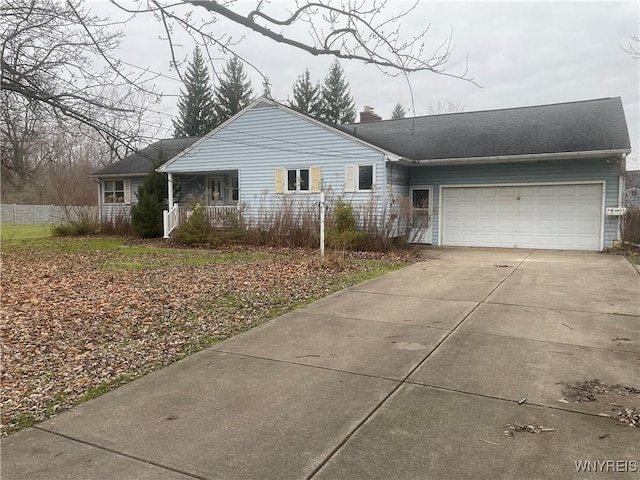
[505,423,555,434]
[0,243,406,436]
[559,378,640,428]
[561,379,640,403]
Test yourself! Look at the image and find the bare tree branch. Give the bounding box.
[622,32,640,59]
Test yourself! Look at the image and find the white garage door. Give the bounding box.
[441,184,603,250]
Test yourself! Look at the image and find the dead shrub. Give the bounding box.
[622,205,640,244]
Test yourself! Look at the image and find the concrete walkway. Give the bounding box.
[3,248,639,479]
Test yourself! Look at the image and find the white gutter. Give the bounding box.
[89,173,144,179]
[404,149,631,166]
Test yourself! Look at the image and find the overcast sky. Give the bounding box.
[92,0,640,169]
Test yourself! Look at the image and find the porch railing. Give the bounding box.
[178,205,242,229]
[163,203,180,238]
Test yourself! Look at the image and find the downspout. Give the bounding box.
[618,153,627,243]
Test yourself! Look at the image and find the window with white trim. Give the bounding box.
[357,165,374,191]
[104,180,126,203]
[287,168,310,192]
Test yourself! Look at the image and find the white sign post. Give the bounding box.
[319,179,325,259]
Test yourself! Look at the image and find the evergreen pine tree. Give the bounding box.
[262,76,273,100]
[391,103,406,119]
[172,47,217,137]
[290,68,322,117]
[320,60,356,124]
[131,160,168,238]
[215,56,254,124]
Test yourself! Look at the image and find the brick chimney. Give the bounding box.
[359,106,382,123]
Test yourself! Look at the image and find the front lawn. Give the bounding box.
[0,230,411,436]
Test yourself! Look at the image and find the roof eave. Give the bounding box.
[89,172,148,179]
[406,148,631,166]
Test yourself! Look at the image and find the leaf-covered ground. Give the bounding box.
[1,237,411,436]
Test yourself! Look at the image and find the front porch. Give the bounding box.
[163,170,239,238]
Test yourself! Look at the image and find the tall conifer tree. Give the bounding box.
[261,76,273,100]
[172,47,217,137]
[391,103,406,119]
[131,158,168,238]
[215,56,254,123]
[320,60,356,124]
[290,69,322,117]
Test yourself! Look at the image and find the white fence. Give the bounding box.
[0,204,98,225]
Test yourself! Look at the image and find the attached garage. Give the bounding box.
[350,97,630,250]
[440,183,604,250]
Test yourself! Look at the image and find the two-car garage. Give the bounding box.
[440,183,604,251]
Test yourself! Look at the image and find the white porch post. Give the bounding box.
[96,180,102,223]
[168,172,174,210]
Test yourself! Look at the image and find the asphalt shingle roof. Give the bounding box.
[91,137,201,177]
[340,97,631,161]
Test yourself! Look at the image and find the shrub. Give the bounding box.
[100,212,134,236]
[52,220,99,236]
[622,205,640,244]
[333,199,356,232]
[174,206,216,245]
[326,199,367,250]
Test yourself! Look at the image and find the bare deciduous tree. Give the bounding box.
[1,0,160,148]
[623,32,640,59]
[2,0,473,203]
[125,0,469,78]
[426,100,466,115]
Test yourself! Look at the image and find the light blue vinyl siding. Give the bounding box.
[165,106,387,219]
[386,163,409,201]
[409,158,621,248]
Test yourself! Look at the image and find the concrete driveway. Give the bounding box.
[3,248,639,479]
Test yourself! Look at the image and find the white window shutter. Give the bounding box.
[124,179,131,204]
[344,165,355,192]
[275,167,285,194]
[310,166,322,193]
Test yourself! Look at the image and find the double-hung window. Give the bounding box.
[104,180,126,203]
[287,168,310,192]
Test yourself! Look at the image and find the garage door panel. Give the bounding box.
[441,184,602,250]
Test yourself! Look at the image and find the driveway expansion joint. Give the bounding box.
[484,300,640,317]
[32,426,207,480]
[399,381,638,422]
[208,349,404,383]
[297,310,457,331]
[308,251,536,478]
[449,329,640,354]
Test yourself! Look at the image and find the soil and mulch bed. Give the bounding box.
[0,241,417,436]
